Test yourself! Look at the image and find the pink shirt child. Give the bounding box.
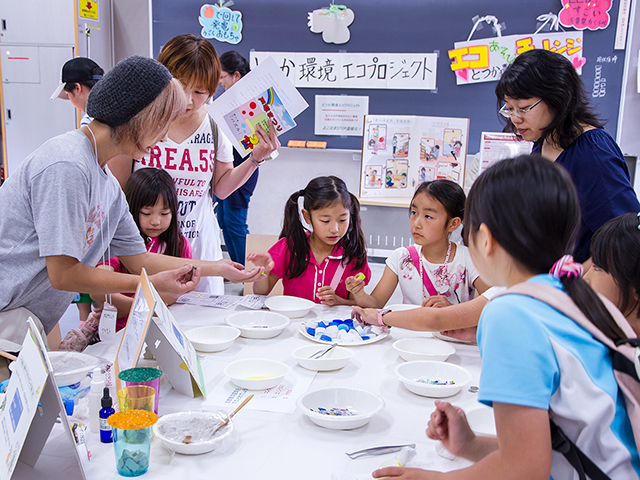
[268,237,371,303]
[99,236,192,330]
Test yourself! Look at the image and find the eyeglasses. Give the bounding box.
[499,98,543,119]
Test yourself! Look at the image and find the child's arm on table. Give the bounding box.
[345,266,398,308]
[373,402,551,480]
[246,252,278,295]
[352,294,488,331]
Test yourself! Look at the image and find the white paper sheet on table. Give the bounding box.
[176,292,243,309]
[204,365,317,414]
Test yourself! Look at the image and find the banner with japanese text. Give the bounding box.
[449,31,584,85]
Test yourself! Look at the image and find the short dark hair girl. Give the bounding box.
[220,51,250,78]
[411,179,465,221]
[591,213,640,321]
[495,49,604,150]
[124,169,185,258]
[280,176,367,279]
[466,154,627,342]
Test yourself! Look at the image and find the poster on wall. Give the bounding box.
[314,95,368,136]
[199,3,243,44]
[360,115,469,203]
[559,0,612,31]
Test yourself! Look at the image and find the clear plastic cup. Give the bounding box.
[117,386,155,412]
[118,367,162,414]
[108,410,157,477]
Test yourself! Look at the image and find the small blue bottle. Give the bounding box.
[99,387,115,443]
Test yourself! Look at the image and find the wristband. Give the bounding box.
[377,309,392,327]
[250,153,265,167]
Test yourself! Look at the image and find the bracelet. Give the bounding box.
[250,153,265,167]
[377,309,392,327]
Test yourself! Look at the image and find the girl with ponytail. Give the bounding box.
[249,176,370,305]
[373,155,639,480]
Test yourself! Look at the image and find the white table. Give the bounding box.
[23,303,484,480]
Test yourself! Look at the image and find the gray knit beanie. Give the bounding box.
[86,55,172,127]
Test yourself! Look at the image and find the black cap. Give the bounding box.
[50,57,103,100]
[101,387,112,408]
[86,55,172,127]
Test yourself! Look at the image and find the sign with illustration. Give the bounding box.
[448,15,584,85]
[360,115,469,203]
[199,3,243,44]
[79,0,99,21]
[250,51,438,90]
[559,0,612,31]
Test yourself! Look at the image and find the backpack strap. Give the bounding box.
[549,419,610,480]
[407,246,438,297]
[495,282,640,478]
[208,115,220,200]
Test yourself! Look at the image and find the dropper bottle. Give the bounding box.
[99,387,115,443]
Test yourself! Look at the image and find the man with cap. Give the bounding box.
[0,55,264,351]
[51,57,104,127]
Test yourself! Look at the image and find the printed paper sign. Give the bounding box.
[209,57,308,156]
[315,95,369,136]
[449,31,584,85]
[250,52,438,90]
[199,4,243,44]
[80,0,98,21]
[223,87,296,156]
[478,132,533,173]
[559,0,611,31]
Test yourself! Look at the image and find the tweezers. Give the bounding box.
[345,444,416,459]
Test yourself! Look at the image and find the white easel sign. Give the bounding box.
[145,283,205,398]
[114,270,155,390]
[0,319,85,480]
[114,271,205,397]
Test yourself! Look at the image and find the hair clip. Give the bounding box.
[637,212,640,230]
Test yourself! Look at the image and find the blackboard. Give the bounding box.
[152,0,627,153]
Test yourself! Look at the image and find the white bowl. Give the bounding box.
[48,351,100,386]
[185,326,240,352]
[292,345,353,371]
[393,337,455,362]
[466,406,496,437]
[153,411,234,455]
[225,311,290,339]
[224,358,290,390]
[395,361,472,398]
[297,387,385,430]
[265,296,315,318]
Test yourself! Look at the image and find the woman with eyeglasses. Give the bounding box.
[495,49,639,264]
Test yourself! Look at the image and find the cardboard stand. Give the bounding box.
[0,319,86,480]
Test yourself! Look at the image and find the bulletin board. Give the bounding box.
[152,0,629,153]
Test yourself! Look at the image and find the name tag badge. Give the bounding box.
[99,303,118,342]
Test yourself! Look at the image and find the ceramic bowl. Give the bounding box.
[292,345,353,371]
[465,406,497,437]
[394,361,472,398]
[297,387,385,430]
[48,351,100,386]
[185,326,241,353]
[225,311,290,339]
[264,296,315,318]
[224,358,290,390]
[153,411,234,455]
[393,337,456,362]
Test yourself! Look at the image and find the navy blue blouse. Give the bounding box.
[535,129,639,262]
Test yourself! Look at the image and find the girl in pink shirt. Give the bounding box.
[249,176,370,305]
